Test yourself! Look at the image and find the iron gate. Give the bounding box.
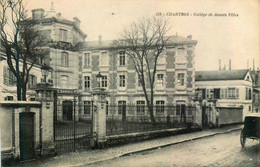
[53,89,93,154]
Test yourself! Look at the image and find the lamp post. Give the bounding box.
[41,64,52,83]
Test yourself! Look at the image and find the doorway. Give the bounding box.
[62,100,73,121]
[19,112,35,161]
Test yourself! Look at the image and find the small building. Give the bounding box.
[250,69,260,113]
[195,69,253,125]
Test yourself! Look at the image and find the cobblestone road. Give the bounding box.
[84,131,259,167]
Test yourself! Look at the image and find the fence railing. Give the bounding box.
[106,105,197,136]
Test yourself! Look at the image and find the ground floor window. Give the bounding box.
[156,101,165,115]
[136,101,145,115]
[84,101,92,115]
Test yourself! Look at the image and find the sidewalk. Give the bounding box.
[4,124,242,167]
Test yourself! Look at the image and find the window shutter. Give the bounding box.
[236,88,239,99]
[220,89,224,99]
[3,67,9,85]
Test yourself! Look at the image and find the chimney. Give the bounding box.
[229,59,231,70]
[32,8,45,19]
[187,35,192,39]
[98,35,102,44]
[56,12,61,17]
[73,17,81,28]
[219,59,221,70]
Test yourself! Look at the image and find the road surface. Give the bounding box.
[84,130,259,167]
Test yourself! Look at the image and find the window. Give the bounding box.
[137,75,142,87]
[136,101,145,115]
[249,89,251,100]
[106,101,109,115]
[249,106,251,112]
[84,101,92,115]
[156,101,165,115]
[84,53,91,67]
[157,74,164,86]
[100,52,109,66]
[61,75,69,88]
[61,52,69,67]
[119,75,125,87]
[84,76,90,91]
[101,76,107,88]
[119,51,126,66]
[176,104,185,115]
[59,29,67,41]
[28,75,37,89]
[177,73,185,86]
[228,88,236,99]
[4,96,14,101]
[118,101,126,115]
[214,89,220,99]
[3,67,16,85]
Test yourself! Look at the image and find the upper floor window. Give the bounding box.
[59,29,67,42]
[84,76,91,91]
[157,74,164,87]
[101,76,107,88]
[61,52,69,67]
[119,75,126,87]
[177,73,185,86]
[119,51,126,66]
[84,53,91,68]
[100,52,109,66]
[136,101,145,115]
[246,88,252,100]
[137,75,142,87]
[28,75,37,89]
[156,101,165,115]
[118,101,126,115]
[3,67,16,86]
[61,75,69,88]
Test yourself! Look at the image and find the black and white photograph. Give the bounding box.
[0,0,259,166]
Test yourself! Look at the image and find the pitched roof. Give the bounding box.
[195,69,249,81]
[76,36,197,50]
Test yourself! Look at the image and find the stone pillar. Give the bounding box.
[195,101,202,127]
[92,88,108,147]
[35,83,56,156]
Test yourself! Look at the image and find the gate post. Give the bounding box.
[35,83,56,156]
[92,87,108,148]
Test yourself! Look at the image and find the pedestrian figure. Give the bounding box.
[216,109,220,128]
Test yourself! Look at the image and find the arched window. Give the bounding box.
[61,52,69,67]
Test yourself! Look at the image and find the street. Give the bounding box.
[83,130,259,167]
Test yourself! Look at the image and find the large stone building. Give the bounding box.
[1,7,197,121]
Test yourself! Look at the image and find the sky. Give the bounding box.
[23,0,259,71]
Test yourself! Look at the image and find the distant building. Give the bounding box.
[250,69,260,113]
[195,69,253,125]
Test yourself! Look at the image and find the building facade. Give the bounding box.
[1,7,197,121]
[195,69,253,125]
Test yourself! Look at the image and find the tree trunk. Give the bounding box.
[148,105,156,125]
[22,84,27,101]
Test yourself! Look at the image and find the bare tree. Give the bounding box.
[0,0,47,100]
[113,17,171,124]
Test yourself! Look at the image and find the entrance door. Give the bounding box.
[63,101,73,121]
[19,112,35,161]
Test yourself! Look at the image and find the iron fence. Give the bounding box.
[106,105,196,136]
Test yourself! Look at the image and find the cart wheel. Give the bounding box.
[240,129,246,147]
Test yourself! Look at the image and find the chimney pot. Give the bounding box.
[32,8,45,19]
